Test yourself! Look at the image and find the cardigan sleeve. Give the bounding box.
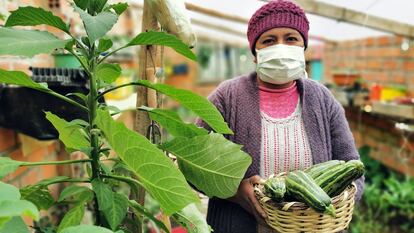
[195,83,227,131]
[328,94,365,202]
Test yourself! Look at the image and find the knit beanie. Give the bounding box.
[247,0,309,54]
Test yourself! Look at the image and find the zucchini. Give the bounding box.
[264,176,286,202]
[305,160,345,179]
[314,160,364,197]
[286,170,336,217]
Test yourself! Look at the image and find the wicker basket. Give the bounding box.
[254,182,357,233]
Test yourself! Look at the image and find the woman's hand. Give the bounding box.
[228,175,267,223]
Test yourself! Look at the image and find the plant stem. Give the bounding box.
[69,35,89,54]
[67,49,92,78]
[41,89,89,112]
[87,44,103,226]
[46,178,90,185]
[21,159,91,166]
[96,82,139,100]
[98,46,126,64]
[102,174,144,188]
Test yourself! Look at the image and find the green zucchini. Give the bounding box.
[264,176,286,202]
[305,160,345,179]
[313,160,364,197]
[286,170,336,217]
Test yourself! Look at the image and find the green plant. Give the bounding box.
[350,146,414,233]
[0,2,251,233]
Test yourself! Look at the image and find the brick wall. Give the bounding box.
[0,128,69,198]
[346,108,414,176]
[0,0,140,192]
[322,36,414,177]
[323,36,414,93]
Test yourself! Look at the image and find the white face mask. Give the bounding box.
[256,44,306,85]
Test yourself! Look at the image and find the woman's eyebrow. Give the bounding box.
[261,35,277,39]
[284,32,299,37]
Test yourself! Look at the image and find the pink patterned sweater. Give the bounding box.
[259,82,312,177]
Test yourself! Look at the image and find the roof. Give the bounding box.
[130,0,414,46]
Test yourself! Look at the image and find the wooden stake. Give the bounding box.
[146,68,157,108]
[133,1,171,233]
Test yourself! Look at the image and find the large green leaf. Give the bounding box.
[61,225,115,233]
[0,28,68,57]
[89,0,108,14]
[74,0,89,10]
[0,69,88,112]
[58,185,91,202]
[5,6,69,33]
[0,157,23,179]
[74,5,118,43]
[0,69,49,91]
[91,180,112,210]
[104,193,128,230]
[127,31,196,61]
[140,107,208,138]
[106,3,128,15]
[172,204,211,233]
[96,63,121,84]
[161,133,252,198]
[91,180,128,230]
[98,38,113,52]
[0,200,39,221]
[95,110,199,215]
[75,0,108,15]
[20,185,54,210]
[57,204,85,233]
[74,189,94,203]
[0,182,21,201]
[45,112,90,151]
[128,200,169,232]
[0,217,28,233]
[135,80,232,134]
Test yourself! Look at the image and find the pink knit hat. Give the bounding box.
[247,0,309,54]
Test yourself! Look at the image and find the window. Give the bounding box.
[48,0,60,9]
[197,41,256,83]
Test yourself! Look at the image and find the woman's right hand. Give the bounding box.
[228,175,267,223]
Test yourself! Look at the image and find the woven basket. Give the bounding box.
[254,182,357,233]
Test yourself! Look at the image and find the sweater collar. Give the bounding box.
[248,72,306,98]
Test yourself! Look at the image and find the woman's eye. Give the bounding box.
[287,37,298,42]
[262,38,274,44]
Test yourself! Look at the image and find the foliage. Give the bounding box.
[0,182,39,232]
[0,2,251,233]
[350,146,414,233]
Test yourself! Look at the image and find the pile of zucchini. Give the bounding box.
[263,160,364,217]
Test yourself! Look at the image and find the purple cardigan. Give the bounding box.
[198,72,364,233]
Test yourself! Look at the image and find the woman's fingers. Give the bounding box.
[248,194,267,219]
[249,175,262,185]
[248,176,267,219]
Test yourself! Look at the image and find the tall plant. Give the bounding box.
[0,1,251,233]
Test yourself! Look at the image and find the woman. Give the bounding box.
[197,1,364,232]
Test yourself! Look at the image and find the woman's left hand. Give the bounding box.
[228,175,267,223]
